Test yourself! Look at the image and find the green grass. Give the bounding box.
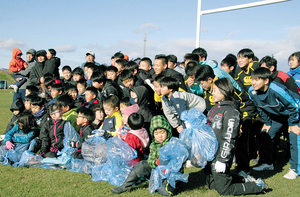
[1,89,300,196]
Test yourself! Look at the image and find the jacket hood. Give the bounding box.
[129,128,150,149]
[130,86,149,107]
[10,98,25,112]
[12,48,23,59]
[149,115,172,143]
[27,49,36,56]
[200,60,217,69]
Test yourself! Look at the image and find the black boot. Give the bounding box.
[157,179,176,196]
[111,170,139,194]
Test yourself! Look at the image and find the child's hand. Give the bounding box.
[187,77,194,87]
[24,64,28,69]
[50,147,58,153]
[176,125,184,133]
[5,141,15,150]
[289,125,300,135]
[261,124,271,133]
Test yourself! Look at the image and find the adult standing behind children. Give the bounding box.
[152,54,188,92]
[43,49,61,79]
[287,51,300,88]
[81,50,100,78]
[29,50,47,95]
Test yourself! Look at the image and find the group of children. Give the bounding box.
[2,47,300,196]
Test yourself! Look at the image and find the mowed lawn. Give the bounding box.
[1,89,300,196]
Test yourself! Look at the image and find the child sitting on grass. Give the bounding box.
[39,104,66,158]
[69,107,95,159]
[2,111,38,151]
[111,115,177,195]
[30,96,48,129]
[122,113,149,165]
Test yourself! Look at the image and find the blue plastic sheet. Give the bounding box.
[4,143,30,165]
[91,137,137,186]
[81,130,107,165]
[148,137,189,194]
[18,150,43,168]
[180,109,218,167]
[0,145,8,162]
[68,158,94,174]
[61,122,79,155]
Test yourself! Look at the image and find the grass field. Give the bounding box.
[1,88,300,196]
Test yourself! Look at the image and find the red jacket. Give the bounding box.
[124,133,145,164]
[9,48,27,72]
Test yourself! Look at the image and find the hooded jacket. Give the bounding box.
[29,50,47,86]
[4,99,25,134]
[62,108,80,132]
[147,115,172,169]
[124,128,150,164]
[130,86,153,123]
[3,124,38,145]
[207,101,240,164]
[287,66,300,89]
[9,48,27,72]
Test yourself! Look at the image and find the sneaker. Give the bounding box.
[38,92,45,98]
[256,178,269,190]
[284,169,298,179]
[238,170,256,182]
[252,163,274,171]
[9,84,18,93]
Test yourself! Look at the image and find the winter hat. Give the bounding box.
[36,50,47,57]
[124,55,129,61]
[122,104,139,116]
[26,49,36,56]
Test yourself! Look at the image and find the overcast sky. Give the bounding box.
[0,0,299,72]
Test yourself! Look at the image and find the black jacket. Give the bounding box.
[40,119,67,153]
[43,57,61,78]
[4,99,25,134]
[77,124,94,149]
[207,101,240,164]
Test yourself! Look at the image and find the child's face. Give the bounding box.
[114,63,124,73]
[153,128,167,143]
[95,110,105,121]
[237,54,252,69]
[12,109,20,116]
[51,89,61,99]
[16,53,22,59]
[212,84,225,103]
[251,77,268,91]
[85,91,96,103]
[106,71,118,81]
[24,100,31,110]
[86,68,93,79]
[139,61,151,71]
[160,85,172,97]
[50,109,62,121]
[130,91,138,104]
[167,61,176,69]
[73,74,82,82]
[289,56,300,70]
[122,78,134,88]
[60,105,69,114]
[119,103,128,112]
[25,89,31,96]
[63,70,72,80]
[77,83,86,94]
[122,113,129,126]
[68,90,78,100]
[103,103,118,117]
[199,78,213,91]
[46,51,54,59]
[153,81,162,96]
[92,81,103,90]
[221,63,232,74]
[76,112,87,126]
[37,55,45,63]
[31,105,42,113]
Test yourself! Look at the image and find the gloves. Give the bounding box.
[155,158,169,166]
[5,141,15,150]
[69,141,77,148]
[215,161,226,173]
[50,147,58,153]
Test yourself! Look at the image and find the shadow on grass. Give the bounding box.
[177,168,208,193]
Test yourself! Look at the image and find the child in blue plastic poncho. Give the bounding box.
[204,78,268,196]
[1,112,38,154]
[111,115,179,196]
